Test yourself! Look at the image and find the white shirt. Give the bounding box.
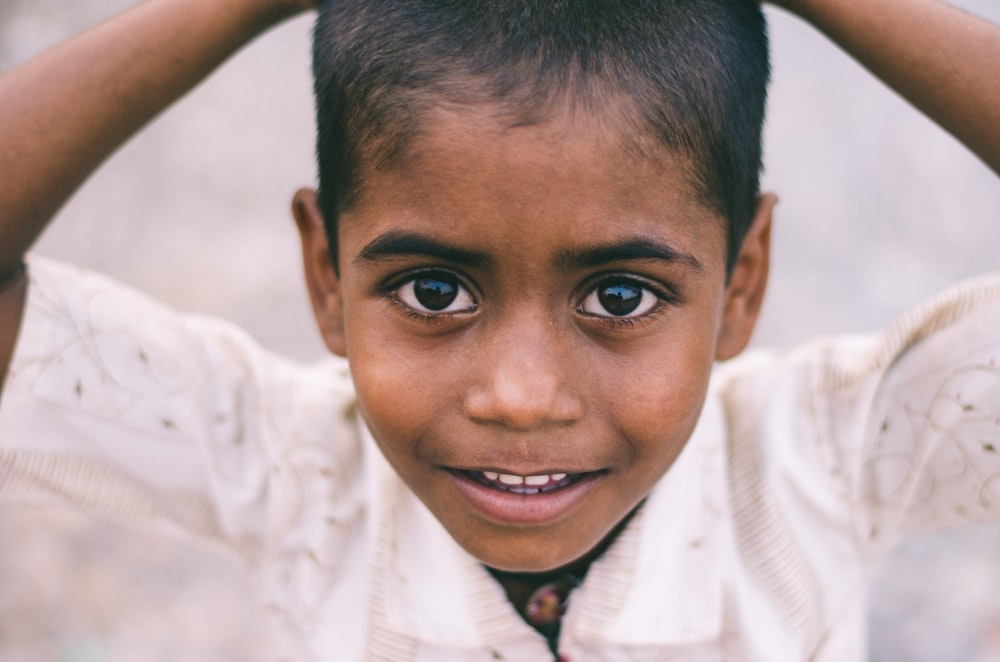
[2,256,999,661]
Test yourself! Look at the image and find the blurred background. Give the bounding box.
[1,1,999,659]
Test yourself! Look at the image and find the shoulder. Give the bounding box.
[715,271,1000,415]
[710,271,1000,548]
[16,255,360,447]
[13,255,353,403]
[1,256,363,557]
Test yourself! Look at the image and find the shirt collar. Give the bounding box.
[567,393,727,646]
[362,392,728,650]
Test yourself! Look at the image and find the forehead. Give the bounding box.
[343,104,727,273]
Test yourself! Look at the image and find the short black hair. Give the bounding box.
[312,0,770,275]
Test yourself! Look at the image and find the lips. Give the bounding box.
[448,467,604,526]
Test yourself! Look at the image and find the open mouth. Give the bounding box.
[463,470,586,495]
[448,468,606,525]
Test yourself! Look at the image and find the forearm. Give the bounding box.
[0,0,308,273]
[0,267,25,393]
[774,0,1000,175]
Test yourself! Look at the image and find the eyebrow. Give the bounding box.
[355,230,703,274]
[355,230,491,267]
[558,237,704,274]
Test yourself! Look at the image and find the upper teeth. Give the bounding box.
[482,471,568,485]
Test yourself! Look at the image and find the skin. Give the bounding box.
[768,0,1000,174]
[293,107,776,573]
[0,0,995,621]
[1,0,997,385]
[0,0,317,389]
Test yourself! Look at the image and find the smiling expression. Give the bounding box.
[294,107,773,572]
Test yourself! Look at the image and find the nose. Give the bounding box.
[462,316,585,431]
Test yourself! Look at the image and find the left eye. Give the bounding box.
[395,272,477,314]
[579,278,659,318]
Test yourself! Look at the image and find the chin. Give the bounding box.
[460,526,614,575]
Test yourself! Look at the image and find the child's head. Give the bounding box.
[292,0,775,573]
[310,0,770,275]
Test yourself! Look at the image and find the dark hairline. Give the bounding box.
[311,0,770,278]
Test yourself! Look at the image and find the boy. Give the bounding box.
[1,1,998,661]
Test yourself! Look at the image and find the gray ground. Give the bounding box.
[1,1,1000,660]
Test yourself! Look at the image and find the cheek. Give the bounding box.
[350,350,423,449]
[342,311,417,447]
[617,370,708,453]
[343,318,461,463]
[598,328,717,467]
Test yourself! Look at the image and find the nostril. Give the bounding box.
[463,333,584,428]
[462,383,584,429]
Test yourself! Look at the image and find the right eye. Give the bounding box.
[394,272,477,315]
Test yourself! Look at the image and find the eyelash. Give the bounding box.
[384,269,477,325]
[576,274,677,330]
[391,300,461,325]
[589,307,667,330]
[383,270,677,329]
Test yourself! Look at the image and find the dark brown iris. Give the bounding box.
[597,280,642,316]
[414,275,458,310]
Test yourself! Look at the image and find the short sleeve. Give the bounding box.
[0,256,358,562]
[719,272,1000,559]
[839,274,1000,547]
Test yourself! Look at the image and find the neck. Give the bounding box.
[486,503,641,625]
[486,554,593,620]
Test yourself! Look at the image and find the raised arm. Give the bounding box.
[771,0,1000,175]
[0,0,315,387]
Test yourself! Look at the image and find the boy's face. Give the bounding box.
[295,107,773,572]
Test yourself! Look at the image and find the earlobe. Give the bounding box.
[715,193,776,361]
[292,188,348,357]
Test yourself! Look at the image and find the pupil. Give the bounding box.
[598,282,642,316]
[414,276,458,311]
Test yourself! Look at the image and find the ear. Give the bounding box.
[715,193,776,361]
[292,188,347,357]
